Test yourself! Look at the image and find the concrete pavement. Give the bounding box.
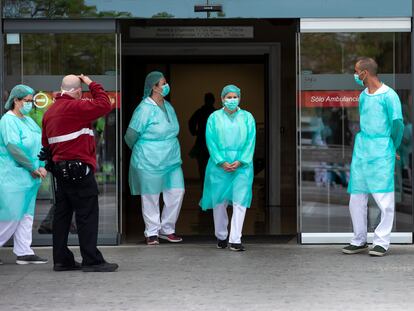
[1,244,414,311]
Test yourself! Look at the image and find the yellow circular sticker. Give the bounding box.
[33,92,50,109]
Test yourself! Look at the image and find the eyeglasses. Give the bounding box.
[17,98,34,103]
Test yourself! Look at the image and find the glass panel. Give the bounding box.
[3,33,119,243]
[298,32,412,233]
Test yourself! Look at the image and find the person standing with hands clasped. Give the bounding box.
[342,57,404,257]
[0,84,48,265]
[200,85,256,251]
[42,74,118,272]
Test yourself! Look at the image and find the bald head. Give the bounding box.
[61,75,82,99]
[61,75,81,91]
[356,57,378,76]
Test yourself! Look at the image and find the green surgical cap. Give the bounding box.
[4,84,35,110]
[221,84,241,98]
[143,71,164,98]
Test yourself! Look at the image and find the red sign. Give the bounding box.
[301,91,360,108]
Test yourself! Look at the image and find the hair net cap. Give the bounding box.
[143,71,164,98]
[4,84,35,110]
[221,84,241,98]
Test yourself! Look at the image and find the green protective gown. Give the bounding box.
[0,112,42,221]
[125,97,184,195]
[399,123,412,169]
[348,85,404,194]
[200,108,256,210]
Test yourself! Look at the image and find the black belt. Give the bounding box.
[53,160,91,182]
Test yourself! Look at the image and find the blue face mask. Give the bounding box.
[354,73,365,87]
[161,84,170,97]
[224,98,239,111]
[19,102,33,115]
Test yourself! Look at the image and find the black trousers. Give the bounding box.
[53,172,105,266]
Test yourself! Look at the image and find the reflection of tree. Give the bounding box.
[152,12,175,18]
[301,33,399,74]
[3,0,132,18]
[301,34,342,74]
[20,34,116,75]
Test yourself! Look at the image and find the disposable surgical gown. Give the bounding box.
[125,97,184,195]
[399,123,412,169]
[348,85,404,194]
[200,108,256,210]
[0,112,42,221]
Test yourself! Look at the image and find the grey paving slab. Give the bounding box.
[1,244,414,311]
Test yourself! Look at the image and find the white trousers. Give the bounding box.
[141,188,185,237]
[213,202,247,244]
[349,192,395,250]
[0,215,35,256]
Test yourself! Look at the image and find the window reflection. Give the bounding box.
[299,32,412,233]
[3,33,118,239]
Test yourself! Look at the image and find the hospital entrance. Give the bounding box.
[120,20,298,242]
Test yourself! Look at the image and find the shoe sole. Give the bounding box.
[16,260,48,265]
[229,247,245,252]
[342,248,368,254]
[217,245,227,249]
[369,251,386,257]
[82,268,118,272]
[159,235,183,243]
[82,267,119,272]
[53,266,82,272]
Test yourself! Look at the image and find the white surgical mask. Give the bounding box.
[20,102,33,115]
[223,98,239,111]
[61,88,75,95]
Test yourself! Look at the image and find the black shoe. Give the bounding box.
[369,245,387,257]
[229,243,245,252]
[53,261,82,272]
[82,262,119,272]
[0,259,3,265]
[16,255,48,265]
[217,239,228,249]
[146,236,160,245]
[342,243,368,254]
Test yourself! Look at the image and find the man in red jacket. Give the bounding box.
[42,74,118,272]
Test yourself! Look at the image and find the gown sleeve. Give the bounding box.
[386,90,404,150]
[206,114,225,165]
[0,117,37,172]
[124,127,139,150]
[391,119,404,150]
[239,113,256,166]
[124,103,153,149]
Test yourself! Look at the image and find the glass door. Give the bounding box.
[298,19,412,243]
[3,25,120,245]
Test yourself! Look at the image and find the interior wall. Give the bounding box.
[170,63,265,179]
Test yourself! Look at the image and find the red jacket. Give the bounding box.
[42,82,112,171]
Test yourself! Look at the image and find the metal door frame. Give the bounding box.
[1,19,120,245]
[298,17,413,244]
[121,42,282,234]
